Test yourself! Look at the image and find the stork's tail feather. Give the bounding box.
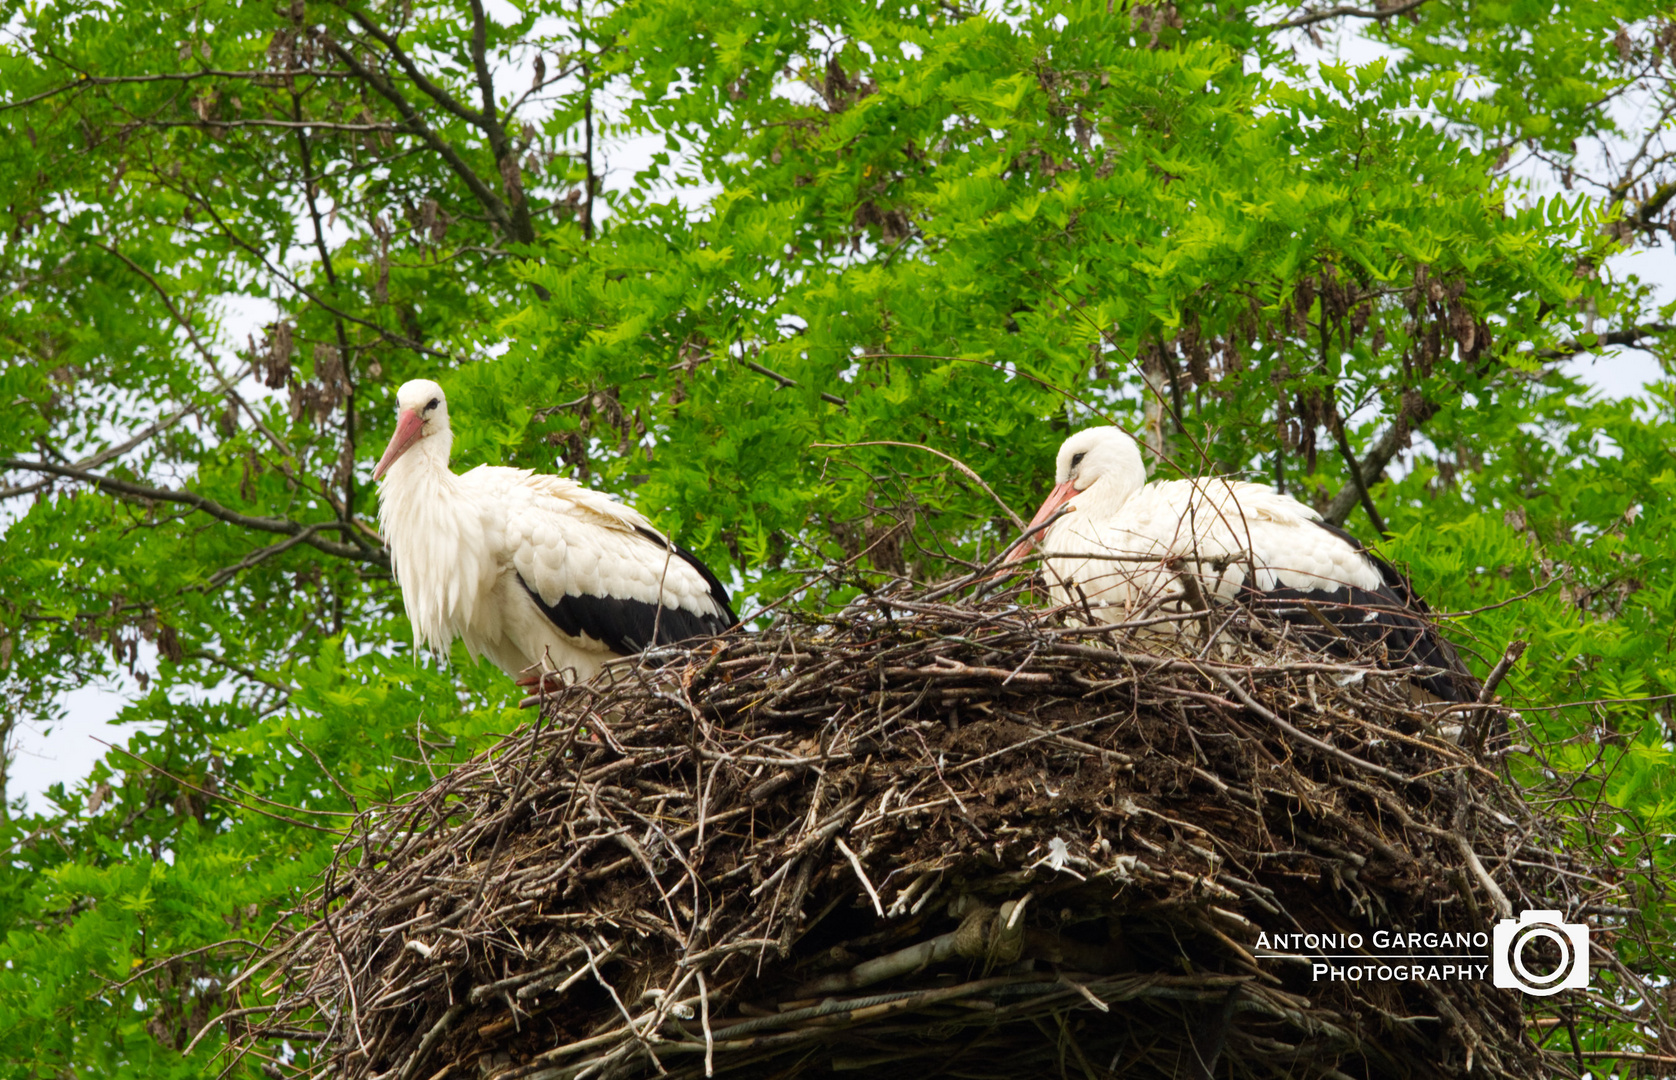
[1243,584,1480,704]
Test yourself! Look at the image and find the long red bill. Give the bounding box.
[1002,480,1078,563]
[373,408,425,481]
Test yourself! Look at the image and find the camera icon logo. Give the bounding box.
[1492,910,1589,996]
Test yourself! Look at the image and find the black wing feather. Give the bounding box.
[517,528,736,657]
[1242,521,1480,704]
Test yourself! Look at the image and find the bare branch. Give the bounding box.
[344,9,490,130]
[1322,316,1670,528]
[1327,399,1389,538]
[0,477,50,500]
[464,0,507,144]
[325,41,511,232]
[149,119,399,133]
[1321,404,1434,528]
[91,239,298,459]
[1265,0,1431,30]
[504,60,583,118]
[0,402,198,500]
[741,359,848,407]
[171,195,454,361]
[812,440,1025,531]
[1607,98,1676,193]
[205,526,329,589]
[0,457,388,567]
[1622,181,1676,234]
[1536,322,1674,361]
[0,68,353,114]
[290,87,364,550]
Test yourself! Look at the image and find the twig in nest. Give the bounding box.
[1468,639,1527,756]
[835,837,884,918]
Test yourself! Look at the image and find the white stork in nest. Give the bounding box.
[372,379,735,686]
[1005,426,1477,703]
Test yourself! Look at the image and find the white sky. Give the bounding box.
[9,9,1672,814]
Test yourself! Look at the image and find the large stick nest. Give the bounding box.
[233,590,1666,1080]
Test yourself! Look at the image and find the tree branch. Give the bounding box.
[0,458,388,568]
[580,4,595,242]
[0,69,354,114]
[204,527,329,589]
[0,477,51,500]
[1536,322,1673,361]
[464,0,507,148]
[291,89,372,556]
[741,359,848,406]
[1265,0,1430,30]
[1607,101,1676,197]
[1320,315,1668,528]
[0,403,196,501]
[171,189,455,361]
[326,41,512,232]
[1327,403,1389,538]
[344,9,491,130]
[504,60,583,118]
[345,4,539,249]
[1319,317,1389,536]
[1321,403,1435,528]
[460,0,538,248]
[1624,181,1676,233]
[147,118,399,132]
[811,440,1024,530]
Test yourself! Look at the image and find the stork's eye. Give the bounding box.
[1070,452,1086,469]
[424,398,440,413]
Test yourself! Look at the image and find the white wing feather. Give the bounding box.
[1042,478,1383,620]
[468,466,723,617]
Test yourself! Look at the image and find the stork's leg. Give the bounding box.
[514,651,571,706]
[514,671,572,699]
[514,670,568,710]
[513,671,565,688]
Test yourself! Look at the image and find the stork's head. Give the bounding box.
[373,379,451,481]
[1004,426,1146,563]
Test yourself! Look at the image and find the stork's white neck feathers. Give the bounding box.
[1007,426,1148,557]
[1058,428,1147,521]
[380,424,454,497]
[375,399,494,661]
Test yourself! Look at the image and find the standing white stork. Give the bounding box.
[371,379,736,685]
[1005,426,1477,702]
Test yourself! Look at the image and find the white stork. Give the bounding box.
[371,379,735,685]
[1005,426,1476,702]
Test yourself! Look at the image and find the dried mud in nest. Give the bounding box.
[236,591,1664,1080]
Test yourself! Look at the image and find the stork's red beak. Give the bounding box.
[373,408,424,481]
[1003,481,1079,563]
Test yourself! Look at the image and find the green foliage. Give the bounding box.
[2,0,1676,1073]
